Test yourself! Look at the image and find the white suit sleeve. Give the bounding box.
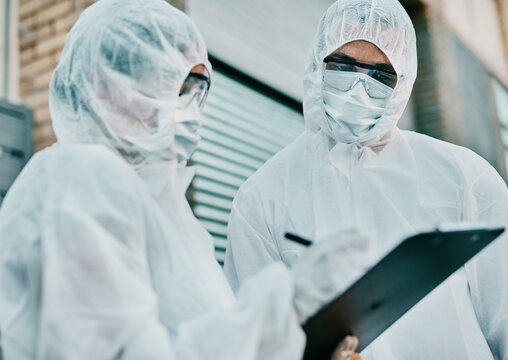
[224,188,283,292]
[37,156,304,360]
[464,162,508,359]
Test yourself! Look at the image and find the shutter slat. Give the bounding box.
[194,192,233,211]
[196,142,264,170]
[192,151,254,179]
[194,204,231,225]
[196,165,245,189]
[191,71,304,264]
[0,154,23,190]
[193,177,238,200]
[0,101,33,206]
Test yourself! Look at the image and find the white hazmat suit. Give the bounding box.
[225,0,508,358]
[0,0,350,358]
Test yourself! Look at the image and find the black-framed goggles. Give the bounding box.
[323,56,398,89]
[178,72,211,110]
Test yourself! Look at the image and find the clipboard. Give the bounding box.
[301,227,505,360]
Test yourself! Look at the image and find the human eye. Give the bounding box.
[326,62,356,73]
[372,71,397,88]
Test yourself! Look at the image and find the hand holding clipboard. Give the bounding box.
[286,226,505,360]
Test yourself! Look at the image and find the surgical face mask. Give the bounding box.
[322,69,394,144]
[174,94,203,162]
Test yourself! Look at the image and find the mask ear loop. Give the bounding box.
[349,77,363,92]
[172,62,199,163]
[170,105,178,163]
[320,61,328,105]
[171,68,188,163]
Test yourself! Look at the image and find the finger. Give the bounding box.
[350,336,359,351]
[344,336,356,351]
[344,336,354,352]
[332,336,355,360]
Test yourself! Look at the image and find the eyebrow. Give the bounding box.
[327,52,396,74]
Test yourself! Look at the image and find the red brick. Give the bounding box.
[20,80,34,96]
[37,1,74,26]
[54,12,80,33]
[33,123,56,151]
[23,89,50,109]
[35,33,68,57]
[33,106,51,125]
[33,69,55,90]
[20,54,54,79]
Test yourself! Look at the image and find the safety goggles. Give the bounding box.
[323,56,398,89]
[178,72,211,110]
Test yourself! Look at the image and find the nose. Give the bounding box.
[350,77,368,90]
[356,68,371,76]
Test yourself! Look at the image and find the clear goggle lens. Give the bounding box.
[178,72,210,110]
[323,56,398,89]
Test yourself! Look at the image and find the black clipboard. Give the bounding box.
[302,227,505,360]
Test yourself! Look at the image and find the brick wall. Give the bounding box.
[410,8,446,141]
[18,0,186,152]
[410,5,506,176]
[426,7,467,146]
[493,0,508,65]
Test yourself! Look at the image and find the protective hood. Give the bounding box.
[303,0,417,146]
[49,0,211,168]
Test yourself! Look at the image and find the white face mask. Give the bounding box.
[173,95,203,162]
[322,70,394,144]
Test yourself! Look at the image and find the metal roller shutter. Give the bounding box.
[0,100,32,206]
[191,70,304,264]
[492,80,508,178]
[453,39,504,174]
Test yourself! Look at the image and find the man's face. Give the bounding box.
[325,40,397,89]
[179,64,209,93]
[177,63,211,110]
[332,40,391,66]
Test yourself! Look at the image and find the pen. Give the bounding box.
[285,232,313,247]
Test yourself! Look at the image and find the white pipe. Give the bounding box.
[2,0,10,98]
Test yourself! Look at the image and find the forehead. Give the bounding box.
[189,64,210,77]
[329,40,391,66]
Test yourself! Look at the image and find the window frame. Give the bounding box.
[0,0,19,101]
